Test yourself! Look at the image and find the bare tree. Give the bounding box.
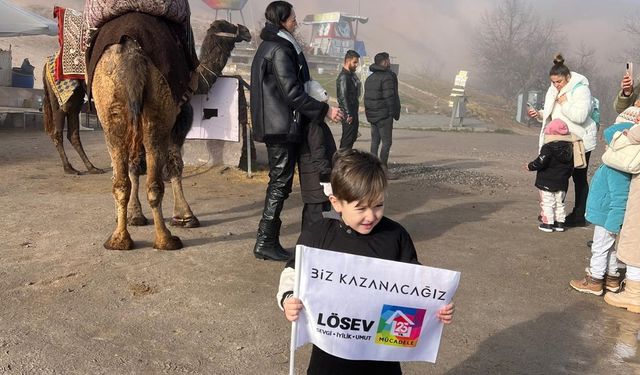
[571,42,596,78]
[471,0,561,102]
[623,14,640,63]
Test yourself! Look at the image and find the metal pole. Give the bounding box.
[289,246,303,375]
[449,97,458,129]
[239,77,252,178]
[459,97,465,128]
[246,116,252,178]
[354,0,361,42]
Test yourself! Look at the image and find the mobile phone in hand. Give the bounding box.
[627,61,634,83]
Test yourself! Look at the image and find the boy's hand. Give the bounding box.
[320,182,333,197]
[327,106,345,123]
[283,297,304,322]
[436,303,454,324]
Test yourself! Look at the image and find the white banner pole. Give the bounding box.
[289,246,303,375]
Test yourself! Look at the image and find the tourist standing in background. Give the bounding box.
[364,52,401,180]
[336,49,361,149]
[528,54,598,227]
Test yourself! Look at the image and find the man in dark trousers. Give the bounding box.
[364,52,401,180]
[336,50,361,149]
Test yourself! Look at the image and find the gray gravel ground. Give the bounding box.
[0,124,638,375]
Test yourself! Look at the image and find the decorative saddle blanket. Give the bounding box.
[84,0,191,30]
[45,54,81,107]
[53,6,86,81]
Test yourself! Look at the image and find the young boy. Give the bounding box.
[527,119,574,232]
[299,81,337,233]
[570,122,633,295]
[278,149,454,375]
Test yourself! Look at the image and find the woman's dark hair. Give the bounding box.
[265,1,293,28]
[549,54,570,77]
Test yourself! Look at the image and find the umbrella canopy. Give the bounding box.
[201,0,248,11]
[0,0,57,37]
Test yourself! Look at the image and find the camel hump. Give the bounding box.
[85,0,191,30]
[87,13,197,105]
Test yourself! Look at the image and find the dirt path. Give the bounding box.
[0,127,638,374]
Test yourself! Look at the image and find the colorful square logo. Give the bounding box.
[375,304,426,347]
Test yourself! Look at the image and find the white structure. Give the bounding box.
[183,76,248,167]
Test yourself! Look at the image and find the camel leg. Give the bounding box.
[167,144,199,228]
[51,129,80,174]
[100,120,134,249]
[127,161,148,226]
[50,108,80,175]
[66,110,105,174]
[103,153,134,250]
[92,52,134,250]
[143,136,182,250]
[43,68,79,175]
[137,61,182,250]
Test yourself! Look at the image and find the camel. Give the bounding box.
[91,18,250,250]
[42,70,104,175]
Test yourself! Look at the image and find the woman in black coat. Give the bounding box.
[250,1,343,261]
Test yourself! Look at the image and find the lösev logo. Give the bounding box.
[375,304,426,347]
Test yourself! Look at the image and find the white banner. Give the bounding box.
[292,245,460,363]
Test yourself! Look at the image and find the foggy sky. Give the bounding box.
[6,0,637,85]
[190,0,639,80]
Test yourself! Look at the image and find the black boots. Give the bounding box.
[253,218,291,261]
[254,143,297,261]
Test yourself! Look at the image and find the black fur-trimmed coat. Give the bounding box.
[250,22,328,143]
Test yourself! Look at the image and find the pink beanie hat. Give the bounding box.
[544,119,569,135]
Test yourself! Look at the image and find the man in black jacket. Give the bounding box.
[336,50,361,149]
[250,1,343,261]
[364,52,401,179]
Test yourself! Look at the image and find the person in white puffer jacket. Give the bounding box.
[528,54,598,227]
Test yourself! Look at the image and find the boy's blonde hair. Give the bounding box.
[331,149,387,206]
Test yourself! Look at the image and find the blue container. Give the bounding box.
[11,69,35,89]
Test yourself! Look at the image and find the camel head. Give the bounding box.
[201,20,251,55]
[208,19,251,43]
[196,20,252,93]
